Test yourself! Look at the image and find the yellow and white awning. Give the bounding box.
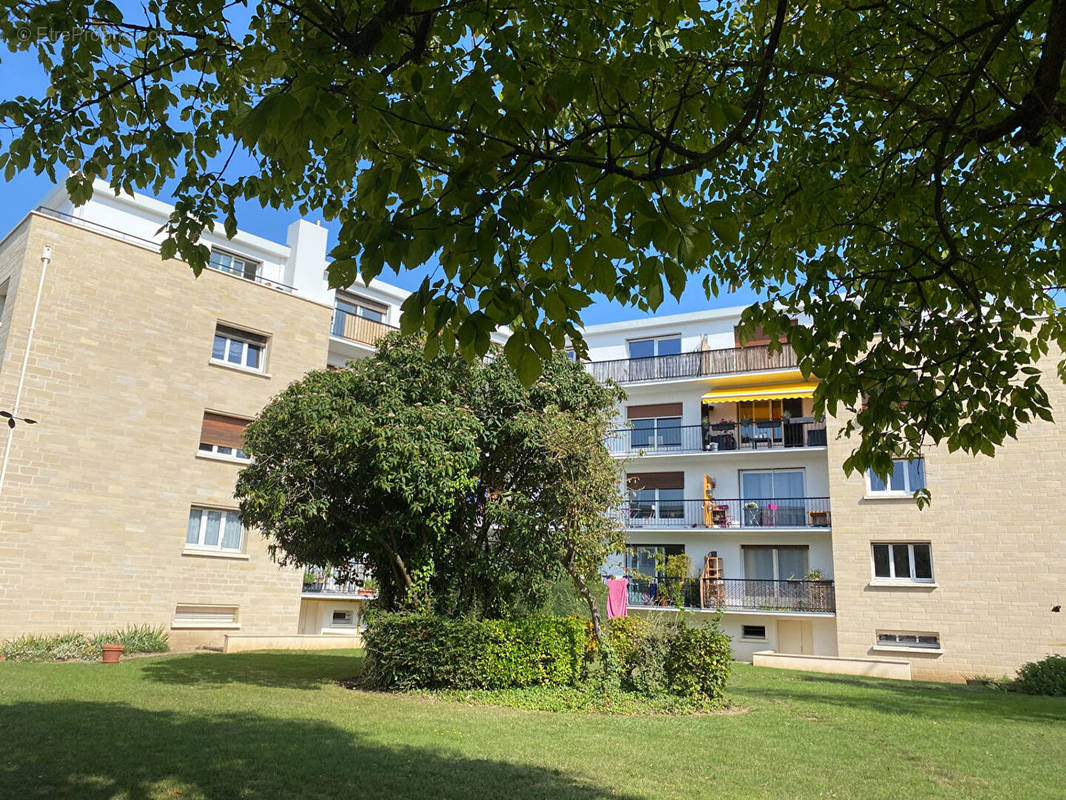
[701,381,818,404]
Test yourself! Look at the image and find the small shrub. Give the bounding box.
[1014,655,1066,696]
[605,615,649,671]
[362,613,586,691]
[666,626,732,702]
[625,629,673,696]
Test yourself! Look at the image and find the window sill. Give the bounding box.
[321,627,359,636]
[208,359,271,379]
[863,493,919,501]
[868,581,937,589]
[195,452,252,466]
[740,638,768,643]
[171,621,242,630]
[871,645,943,655]
[181,548,250,561]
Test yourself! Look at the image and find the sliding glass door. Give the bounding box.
[740,469,806,527]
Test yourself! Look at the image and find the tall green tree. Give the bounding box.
[3,1,1065,479]
[234,334,625,618]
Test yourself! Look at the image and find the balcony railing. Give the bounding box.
[626,577,835,613]
[332,310,400,346]
[610,497,832,529]
[586,344,798,384]
[302,564,374,597]
[607,420,827,456]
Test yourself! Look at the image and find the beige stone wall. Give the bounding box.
[827,351,1066,681]
[0,214,333,648]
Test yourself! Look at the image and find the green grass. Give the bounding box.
[0,650,1063,799]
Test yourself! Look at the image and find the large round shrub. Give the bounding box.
[665,626,732,701]
[1014,655,1066,696]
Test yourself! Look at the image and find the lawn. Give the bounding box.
[0,650,1063,799]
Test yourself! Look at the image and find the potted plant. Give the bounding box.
[744,501,761,526]
[101,643,124,664]
[805,570,833,610]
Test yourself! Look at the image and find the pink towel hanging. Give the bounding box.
[606,578,628,619]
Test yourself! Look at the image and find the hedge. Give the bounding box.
[362,614,587,690]
[1014,655,1066,696]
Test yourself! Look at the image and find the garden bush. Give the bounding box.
[361,613,586,690]
[666,626,732,701]
[0,625,169,662]
[1014,655,1066,696]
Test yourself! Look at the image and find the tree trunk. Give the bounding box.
[564,557,603,642]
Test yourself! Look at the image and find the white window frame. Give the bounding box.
[741,624,767,641]
[172,604,240,630]
[197,442,252,462]
[870,542,934,584]
[185,507,245,554]
[211,326,267,373]
[874,630,942,653]
[627,335,682,359]
[209,248,261,281]
[866,458,926,496]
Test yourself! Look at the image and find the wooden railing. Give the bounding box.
[336,311,400,346]
[585,344,798,384]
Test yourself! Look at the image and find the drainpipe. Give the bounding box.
[0,245,52,498]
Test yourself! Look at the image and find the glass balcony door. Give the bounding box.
[740,469,806,527]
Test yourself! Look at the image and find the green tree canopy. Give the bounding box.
[3,0,1066,479]
[234,334,625,619]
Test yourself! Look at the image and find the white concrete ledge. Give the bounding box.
[223,634,363,653]
[753,650,911,680]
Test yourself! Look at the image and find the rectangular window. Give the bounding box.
[868,458,926,495]
[199,412,251,461]
[630,416,682,449]
[628,336,681,359]
[173,604,239,629]
[871,543,933,582]
[876,631,941,650]
[742,625,767,640]
[211,324,267,372]
[185,507,244,553]
[742,545,809,581]
[331,610,355,626]
[209,249,260,281]
[625,544,685,578]
[0,279,8,325]
[740,468,806,527]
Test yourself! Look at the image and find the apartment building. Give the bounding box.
[581,313,1066,681]
[0,181,408,649]
[1,182,1062,679]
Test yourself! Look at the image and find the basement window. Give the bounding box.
[874,631,941,652]
[741,625,767,640]
[172,604,239,629]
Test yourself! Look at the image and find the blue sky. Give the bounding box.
[0,33,761,325]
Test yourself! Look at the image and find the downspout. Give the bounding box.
[0,245,52,498]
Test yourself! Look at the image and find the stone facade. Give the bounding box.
[0,213,333,648]
[827,352,1066,681]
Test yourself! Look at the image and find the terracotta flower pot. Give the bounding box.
[101,644,124,664]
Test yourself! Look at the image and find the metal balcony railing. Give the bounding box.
[332,309,400,346]
[606,420,828,456]
[610,497,832,529]
[626,576,835,613]
[302,564,374,596]
[585,344,798,384]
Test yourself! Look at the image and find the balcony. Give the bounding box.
[611,497,832,529]
[332,309,400,346]
[626,576,835,614]
[302,565,375,598]
[586,344,798,385]
[607,420,827,456]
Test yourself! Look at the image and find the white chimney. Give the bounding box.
[284,219,332,306]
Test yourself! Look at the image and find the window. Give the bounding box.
[630,416,682,449]
[185,507,244,553]
[198,412,251,461]
[173,604,239,629]
[331,610,355,626]
[0,279,8,324]
[211,324,267,372]
[630,487,684,520]
[742,545,809,581]
[332,292,388,337]
[876,631,941,650]
[209,249,260,281]
[742,625,767,640]
[872,543,933,582]
[625,544,685,578]
[740,469,806,526]
[867,458,926,495]
[628,336,681,359]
